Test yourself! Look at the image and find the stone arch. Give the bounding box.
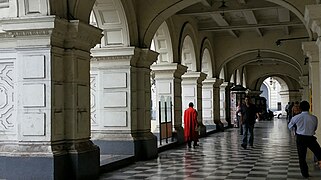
[235,69,241,85]
[242,70,247,88]
[181,35,197,71]
[266,0,313,38]
[92,0,130,47]
[152,21,173,63]
[222,49,303,80]
[252,74,299,91]
[201,48,212,78]
[230,73,235,84]
[219,67,225,81]
[200,38,215,78]
[140,0,313,49]
[180,23,199,71]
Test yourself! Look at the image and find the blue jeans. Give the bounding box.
[242,123,254,146]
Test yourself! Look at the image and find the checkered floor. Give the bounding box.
[99,118,321,179]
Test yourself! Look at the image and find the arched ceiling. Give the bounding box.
[57,0,316,92]
[254,74,299,95]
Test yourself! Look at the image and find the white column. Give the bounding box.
[91,47,158,160]
[151,63,187,144]
[182,72,207,136]
[220,82,228,123]
[304,3,321,150]
[0,17,102,179]
[202,78,223,129]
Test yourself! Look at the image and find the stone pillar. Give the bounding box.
[91,47,158,160]
[305,4,321,143]
[224,82,233,126]
[202,78,223,130]
[220,82,228,124]
[182,72,207,136]
[0,17,102,179]
[214,79,224,126]
[151,63,187,144]
[302,41,320,120]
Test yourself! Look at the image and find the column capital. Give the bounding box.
[203,78,223,87]
[151,63,187,78]
[1,16,103,51]
[182,71,207,84]
[91,47,158,68]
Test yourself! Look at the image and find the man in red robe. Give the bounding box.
[184,102,199,148]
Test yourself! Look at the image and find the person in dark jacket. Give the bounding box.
[240,96,259,149]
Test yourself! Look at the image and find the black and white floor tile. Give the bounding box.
[99,118,321,179]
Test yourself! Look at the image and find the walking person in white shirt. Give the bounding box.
[288,101,321,178]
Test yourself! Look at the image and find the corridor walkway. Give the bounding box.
[99,118,321,179]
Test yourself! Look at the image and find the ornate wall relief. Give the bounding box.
[0,62,14,132]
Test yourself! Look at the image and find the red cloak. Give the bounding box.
[184,107,198,142]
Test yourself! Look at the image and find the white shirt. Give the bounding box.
[288,111,318,136]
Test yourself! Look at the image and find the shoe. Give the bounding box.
[302,174,310,178]
[241,144,247,149]
[193,144,199,147]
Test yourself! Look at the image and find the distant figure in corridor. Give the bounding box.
[184,102,199,148]
[288,101,321,178]
[292,101,301,117]
[240,96,259,149]
[236,101,243,135]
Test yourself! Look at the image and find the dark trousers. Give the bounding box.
[187,140,198,148]
[296,134,321,176]
[242,123,254,147]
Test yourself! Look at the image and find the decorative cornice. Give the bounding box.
[92,55,133,61]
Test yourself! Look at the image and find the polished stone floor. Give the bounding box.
[99,118,321,179]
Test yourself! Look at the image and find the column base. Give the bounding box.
[68,145,100,180]
[0,141,103,179]
[199,125,207,137]
[132,132,158,160]
[93,140,135,155]
[174,126,185,144]
[0,154,67,180]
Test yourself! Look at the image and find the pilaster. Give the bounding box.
[150,63,187,144]
[182,71,207,136]
[91,47,158,160]
[302,41,321,121]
